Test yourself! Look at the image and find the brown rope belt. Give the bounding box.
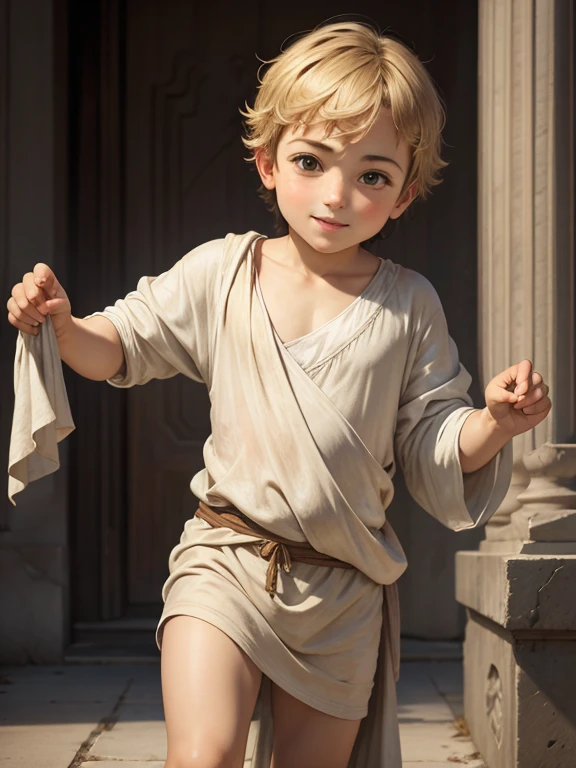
[195,501,355,598]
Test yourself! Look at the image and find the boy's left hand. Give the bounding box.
[484,358,552,436]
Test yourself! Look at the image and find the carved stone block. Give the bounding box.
[464,610,576,768]
[457,552,576,767]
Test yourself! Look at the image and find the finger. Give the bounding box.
[32,263,59,299]
[43,297,70,316]
[7,307,41,336]
[486,376,519,404]
[520,397,552,416]
[501,389,520,404]
[518,382,550,407]
[514,386,545,409]
[501,364,521,392]
[7,293,44,327]
[514,359,533,395]
[530,371,544,387]
[15,278,47,322]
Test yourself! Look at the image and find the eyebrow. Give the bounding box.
[287,138,404,172]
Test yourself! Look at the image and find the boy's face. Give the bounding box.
[256,107,417,253]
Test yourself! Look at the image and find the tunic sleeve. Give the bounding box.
[393,295,513,532]
[83,238,224,388]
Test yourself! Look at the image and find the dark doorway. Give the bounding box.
[68,0,479,652]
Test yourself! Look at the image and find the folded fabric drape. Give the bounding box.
[194,500,401,686]
[195,501,400,681]
[8,316,75,505]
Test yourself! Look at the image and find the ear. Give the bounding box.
[254,148,276,191]
[388,180,418,220]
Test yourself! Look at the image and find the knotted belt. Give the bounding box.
[195,501,355,598]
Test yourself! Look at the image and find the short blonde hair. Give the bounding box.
[241,22,448,232]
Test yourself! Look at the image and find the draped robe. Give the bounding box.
[83,231,513,766]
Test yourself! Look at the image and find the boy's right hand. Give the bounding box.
[7,263,72,337]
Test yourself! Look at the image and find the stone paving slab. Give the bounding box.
[399,721,480,762]
[80,763,164,767]
[1,660,484,768]
[403,763,484,767]
[1,723,106,768]
[0,664,137,768]
[398,662,483,767]
[402,661,466,720]
[92,704,167,762]
[122,675,165,703]
[397,698,455,724]
[426,660,465,698]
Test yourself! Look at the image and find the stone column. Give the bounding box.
[455,0,576,766]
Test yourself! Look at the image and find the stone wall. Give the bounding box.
[0,0,71,663]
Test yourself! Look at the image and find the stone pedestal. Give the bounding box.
[481,444,576,555]
[456,444,576,767]
[456,551,576,768]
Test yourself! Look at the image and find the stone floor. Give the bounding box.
[0,658,485,767]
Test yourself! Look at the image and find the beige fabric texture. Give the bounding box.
[10,231,513,766]
[9,315,75,505]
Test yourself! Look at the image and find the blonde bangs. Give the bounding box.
[241,22,448,209]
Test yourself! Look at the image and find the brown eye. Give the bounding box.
[294,155,320,172]
[361,171,389,187]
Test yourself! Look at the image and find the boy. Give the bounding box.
[8,21,550,767]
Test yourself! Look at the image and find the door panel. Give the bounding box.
[76,0,481,636]
[124,0,263,604]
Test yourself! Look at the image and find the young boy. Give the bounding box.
[8,21,551,768]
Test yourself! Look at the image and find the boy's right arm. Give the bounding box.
[6,263,125,382]
[56,316,125,381]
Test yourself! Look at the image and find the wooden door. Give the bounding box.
[122,1,266,610]
[71,0,481,636]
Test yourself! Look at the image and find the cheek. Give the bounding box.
[277,174,314,207]
[355,195,390,224]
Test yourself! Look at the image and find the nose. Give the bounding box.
[322,170,347,209]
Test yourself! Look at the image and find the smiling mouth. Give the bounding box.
[312,216,349,227]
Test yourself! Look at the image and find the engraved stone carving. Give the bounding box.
[486,663,503,747]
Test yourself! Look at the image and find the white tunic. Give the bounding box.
[10,231,513,766]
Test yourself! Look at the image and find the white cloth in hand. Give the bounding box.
[8,315,75,505]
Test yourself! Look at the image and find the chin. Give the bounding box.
[289,226,356,254]
[306,239,348,254]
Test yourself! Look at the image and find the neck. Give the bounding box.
[278,226,363,279]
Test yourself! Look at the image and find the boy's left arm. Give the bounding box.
[459,358,552,474]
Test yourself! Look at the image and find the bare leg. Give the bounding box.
[161,615,262,768]
[269,682,362,768]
